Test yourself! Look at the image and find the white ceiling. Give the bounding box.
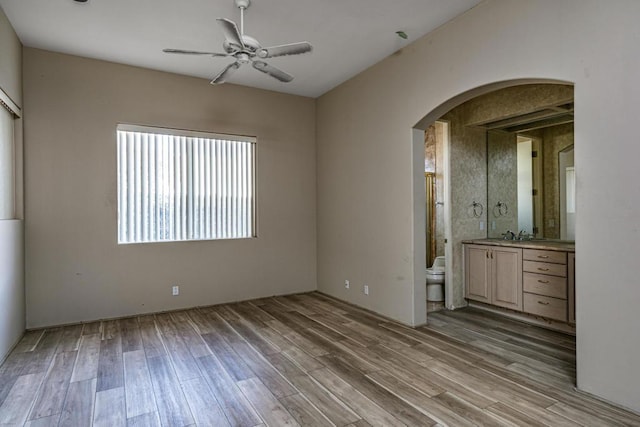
[0,0,482,98]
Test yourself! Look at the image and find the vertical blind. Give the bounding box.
[117,125,256,244]
[0,106,14,220]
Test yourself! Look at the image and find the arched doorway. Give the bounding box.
[412,79,575,327]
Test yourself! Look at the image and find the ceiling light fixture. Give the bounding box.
[396,31,408,40]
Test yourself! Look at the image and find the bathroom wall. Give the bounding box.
[424,125,436,172]
[487,130,518,237]
[464,84,573,126]
[443,107,487,309]
[448,84,573,245]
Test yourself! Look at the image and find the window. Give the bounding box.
[117,125,256,244]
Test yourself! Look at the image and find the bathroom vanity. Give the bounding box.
[463,239,575,328]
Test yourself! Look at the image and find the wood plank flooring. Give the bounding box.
[1,292,639,426]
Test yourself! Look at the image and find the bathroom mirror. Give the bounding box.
[473,84,575,240]
[486,123,574,240]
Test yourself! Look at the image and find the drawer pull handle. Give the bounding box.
[538,268,550,271]
[538,255,549,259]
[538,280,550,284]
[537,301,550,305]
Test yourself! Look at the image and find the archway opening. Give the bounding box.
[412,78,575,330]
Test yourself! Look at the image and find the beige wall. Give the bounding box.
[23,48,317,329]
[317,0,640,412]
[0,6,24,362]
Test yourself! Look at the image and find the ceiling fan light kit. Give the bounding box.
[163,0,312,85]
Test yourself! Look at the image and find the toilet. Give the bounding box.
[426,256,445,302]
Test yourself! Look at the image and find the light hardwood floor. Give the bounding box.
[0,292,638,426]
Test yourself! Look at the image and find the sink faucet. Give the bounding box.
[517,230,529,240]
[503,230,515,240]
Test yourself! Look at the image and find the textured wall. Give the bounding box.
[424,125,436,172]
[23,48,317,328]
[457,84,573,241]
[487,131,518,238]
[464,84,573,126]
[443,108,487,309]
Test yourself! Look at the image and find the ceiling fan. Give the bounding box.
[163,0,313,85]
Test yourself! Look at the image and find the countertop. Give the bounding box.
[462,238,575,252]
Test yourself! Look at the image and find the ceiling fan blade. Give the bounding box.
[211,62,241,85]
[252,61,293,83]
[216,18,245,49]
[258,42,313,59]
[163,48,228,57]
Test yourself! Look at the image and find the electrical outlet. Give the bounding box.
[172,285,179,296]
[345,280,350,289]
[479,221,485,231]
[364,285,369,295]
[491,220,496,230]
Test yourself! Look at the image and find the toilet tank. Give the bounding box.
[432,256,445,269]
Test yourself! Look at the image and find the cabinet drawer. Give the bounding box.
[523,249,566,264]
[523,260,567,277]
[523,273,567,299]
[523,293,567,322]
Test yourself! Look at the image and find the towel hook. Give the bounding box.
[471,201,484,218]
[494,201,509,217]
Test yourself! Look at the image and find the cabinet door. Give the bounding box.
[465,245,491,303]
[568,253,575,324]
[492,247,523,311]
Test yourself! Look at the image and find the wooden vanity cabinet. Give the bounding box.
[465,245,491,303]
[464,242,575,325]
[465,244,523,311]
[568,253,575,324]
[522,249,567,322]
